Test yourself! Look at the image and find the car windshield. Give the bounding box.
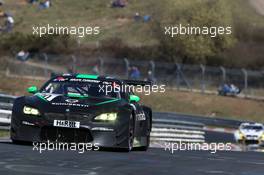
[242,125,263,131]
[40,81,120,99]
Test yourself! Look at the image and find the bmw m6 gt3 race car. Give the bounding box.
[11,74,152,151]
[234,122,264,145]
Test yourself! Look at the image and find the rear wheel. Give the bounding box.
[137,134,150,151]
[137,116,150,151]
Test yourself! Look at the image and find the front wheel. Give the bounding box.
[127,114,135,151]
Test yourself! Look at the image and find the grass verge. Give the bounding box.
[0,130,9,138]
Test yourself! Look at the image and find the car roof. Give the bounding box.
[52,74,123,83]
[240,122,264,127]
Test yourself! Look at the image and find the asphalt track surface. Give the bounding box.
[0,140,263,175]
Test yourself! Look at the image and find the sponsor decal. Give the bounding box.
[51,102,89,108]
[91,127,114,131]
[65,99,79,103]
[22,121,35,126]
[53,120,80,129]
[53,77,67,82]
[136,112,146,121]
[69,78,100,83]
[36,93,60,102]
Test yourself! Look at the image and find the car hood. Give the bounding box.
[240,129,264,137]
[25,93,124,114]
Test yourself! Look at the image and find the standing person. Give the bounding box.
[130,66,140,80]
[29,0,38,4]
[146,70,156,84]
[39,0,51,10]
[3,13,14,32]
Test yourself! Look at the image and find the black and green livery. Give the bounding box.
[11,74,152,151]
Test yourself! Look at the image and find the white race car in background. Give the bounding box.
[234,123,264,145]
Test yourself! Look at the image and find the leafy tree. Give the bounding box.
[153,0,236,64]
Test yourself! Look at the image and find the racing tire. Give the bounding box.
[137,116,151,151]
[127,113,135,152]
[137,134,150,151]
[119,113,135,152]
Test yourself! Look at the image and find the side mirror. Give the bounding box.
[129,95,140,103]
[27,86,38,94]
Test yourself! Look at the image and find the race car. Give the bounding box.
[11,74,152,151]
[218,84,241,96]
[234,122,264,145]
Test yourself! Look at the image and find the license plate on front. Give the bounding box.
[53,120,80,128]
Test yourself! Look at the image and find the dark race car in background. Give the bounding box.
[11,74,152,151]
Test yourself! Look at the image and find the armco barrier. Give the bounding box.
[0,109,11,130]
[151,118,205,143]
[154,112,243,129]
[0,94,16,110]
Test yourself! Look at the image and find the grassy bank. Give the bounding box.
[0,130,9,138]
[140,90,264,122]
[3,0,264,45]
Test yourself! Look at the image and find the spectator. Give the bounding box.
[1,13,14,32]
[39,0,51,10]
[130,66,140,80]
[29,0,38,4]
[16,50,30,61]
[145,70,156,84]
[134,12,141,21]
[0,1,4,6]
[111,0,127,8]
[143,15,151,22]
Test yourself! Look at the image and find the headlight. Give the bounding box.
[261,134,264,140]
[94,113,117,121]
[23,106,40,116]
[238,131,245,139]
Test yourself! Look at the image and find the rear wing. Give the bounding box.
[122,79,153,86]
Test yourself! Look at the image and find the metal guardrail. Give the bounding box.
[154,112,243,129]
[0,94,15,129]
[151,117,205,143]
[150,115,205,143]
[0,93,16,110]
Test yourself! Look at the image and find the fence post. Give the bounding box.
[242,69,248,96]
[200,64,206,94]
[149,60,155,77]
[43,53,48,77]
[99,58,104,75]
[124,58,129,78]
[71,55,77,73]
[220,66,226,84]
[176,63,181,90]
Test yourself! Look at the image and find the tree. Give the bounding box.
[153,0,236,64]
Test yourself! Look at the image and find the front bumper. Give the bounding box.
[238,137,264,145]
[11,113,130,148]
